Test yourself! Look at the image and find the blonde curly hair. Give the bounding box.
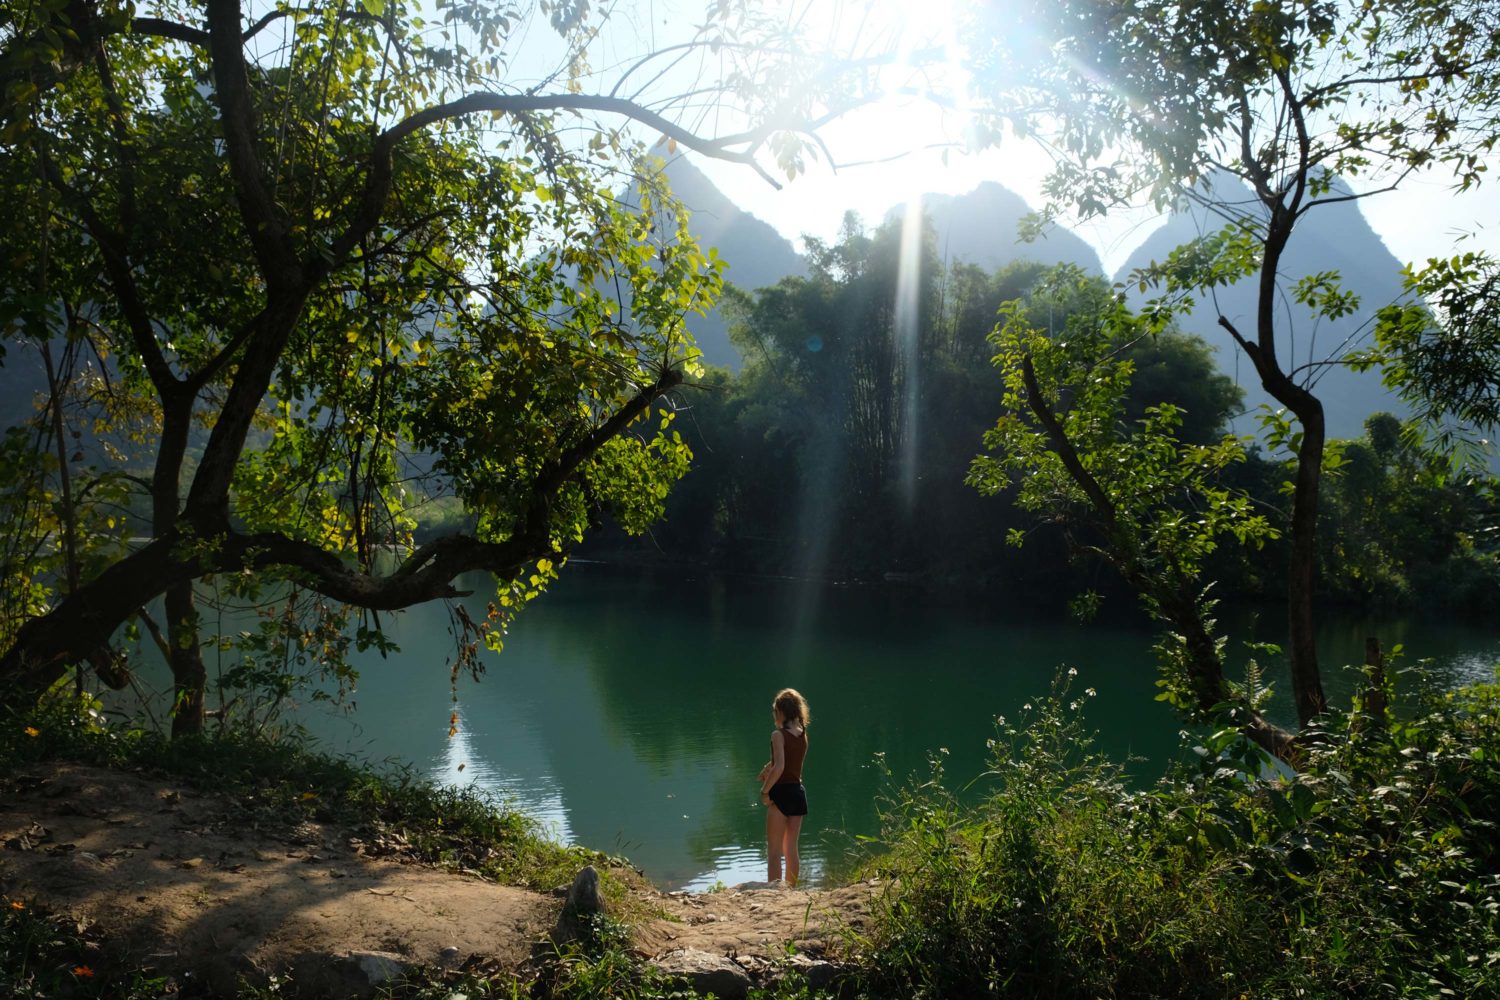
[772,688,810,728]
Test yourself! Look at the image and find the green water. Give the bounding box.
[219,564,1493,891]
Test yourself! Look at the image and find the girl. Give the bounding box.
[757,687,810,886]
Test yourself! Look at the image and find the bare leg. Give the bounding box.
[766,804,787,882]
[783,814,804,887]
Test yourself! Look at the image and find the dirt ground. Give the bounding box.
[0,762,876,993]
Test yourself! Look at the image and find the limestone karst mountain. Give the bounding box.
[1114,172,1411,441]
[631,157,808,369]
[656,164,1103,369]
[885,182,1104,274]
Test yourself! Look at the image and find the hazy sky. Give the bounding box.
[535,0,1500,277]
[692,93,1500,278]
[660,0,1500,279]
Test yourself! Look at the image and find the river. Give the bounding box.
[120,564,1500,890]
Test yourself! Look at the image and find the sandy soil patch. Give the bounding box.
[0,762,877,994]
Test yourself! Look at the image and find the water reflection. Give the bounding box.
[115,566,1500,890]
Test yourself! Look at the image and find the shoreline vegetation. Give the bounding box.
[5,666,1498,999]
[5,0,1500,995]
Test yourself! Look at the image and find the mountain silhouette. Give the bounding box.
[1115,172,1410,440]
[886,182,1103,274]
[641,158,808,369]
[657,167,1104,369]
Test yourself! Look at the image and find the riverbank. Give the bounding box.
[93,562,1500,892]
[7,671,1500,998]
[0,717,872,998]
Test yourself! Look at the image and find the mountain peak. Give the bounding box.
[885,183,1103,274]
[626,157,807,368]
[1115,173,1409,439]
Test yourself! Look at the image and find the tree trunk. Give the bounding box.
[165,582,206,737]
[1156,583,1300,765]
[0,536,189,706]
[1158,588,1227,711]
[1243,180,1330,730]
[1286,409,1329,725]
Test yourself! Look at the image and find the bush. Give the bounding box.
[854,670,1500,999]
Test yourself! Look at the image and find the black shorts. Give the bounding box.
[768,783,808,817]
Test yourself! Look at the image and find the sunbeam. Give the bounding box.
[895,191,924,514]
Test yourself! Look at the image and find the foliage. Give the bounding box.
[598,218,1250,598]
[1317,412,1500,609]
[0,898,169,1000]
[1370,251,1500,458]
[0,0,856,729]
[853,670,1500,999]
[969,266,1270,585]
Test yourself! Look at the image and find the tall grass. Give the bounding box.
[852,669,1500,999]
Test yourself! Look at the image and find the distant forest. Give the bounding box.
[583,214,1500,615]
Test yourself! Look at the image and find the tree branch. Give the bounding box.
[1305,65,1483,102]
[185,311,267,392]
[1019,353,1118,527]
[535,365,685,499]
[127,17,210,46]
[129,9,293,47]
[1217,315,1257,359]
[37,154,179,396]
[327,91,786,268]
[204,0,300,288]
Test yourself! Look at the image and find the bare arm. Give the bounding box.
[760,731,785,801]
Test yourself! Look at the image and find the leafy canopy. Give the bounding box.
[0,0,864,711]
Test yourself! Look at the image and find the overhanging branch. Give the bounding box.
[129,9,294,47]
[328,92,784,266]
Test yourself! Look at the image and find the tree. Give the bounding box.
[1372,251,1500,456]
[0,0,863,731]
[1318,412,1500,609]
[968,268,1299,757]
[964,0,1500,730]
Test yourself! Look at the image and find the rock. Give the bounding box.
[650,948,753,999]
[553,865,605,941]
[731,954,772,975]
[807,960,844,991]
[438,945,461,966]
[346,950,406,986]
[565,865,604,916]
[782,954,846,992]
[285,949,410,997]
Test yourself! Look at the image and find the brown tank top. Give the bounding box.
[776,727,807,785]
